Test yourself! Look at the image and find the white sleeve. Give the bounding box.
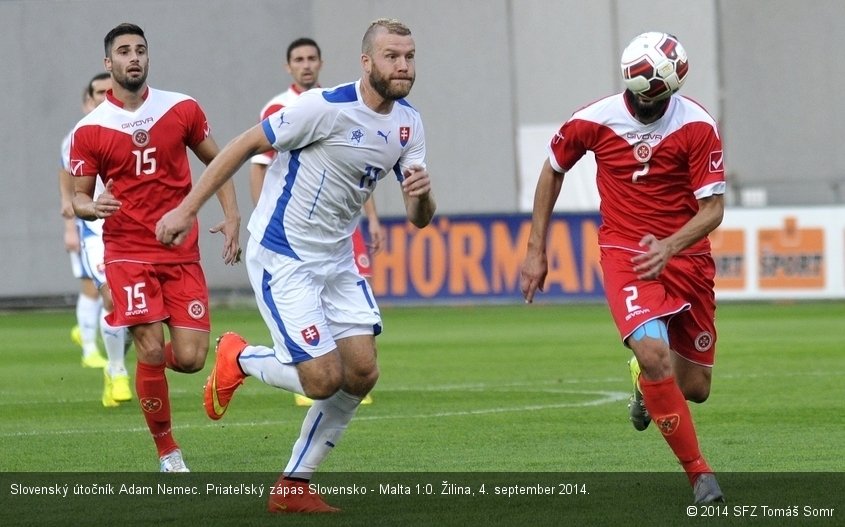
[60,132,71,170]
[262,91,333,154]
[399,115,426,172]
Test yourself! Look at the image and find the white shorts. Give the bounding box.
[68,251,86,279]
[68,219,101,281]
[246,236,382,364]
[79,224,106,288]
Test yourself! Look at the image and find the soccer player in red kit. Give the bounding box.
[71,23,241,472]
[521,32,725,504]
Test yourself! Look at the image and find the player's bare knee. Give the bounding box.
[628,319,673,380]
[630,342,672,380]
[347,365,379,395]
[683,384,710,403]
[298,353,344,398]
[133,339,164,364]
[302,371,344,400]
[302,382,340,400]
[676,365,712,403]
[170,348,207,373]
[174,361,204,374]
[365,366,380,390]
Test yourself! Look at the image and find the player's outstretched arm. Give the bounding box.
[521,159,565,303]
[156,124,270,247]
[192,135,242,265]
[59,167,81,252]
[401,164,435,228]
[59,168,76,220]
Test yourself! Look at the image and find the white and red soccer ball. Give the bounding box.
[621,32,689,101]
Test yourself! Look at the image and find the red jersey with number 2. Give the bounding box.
[70,87,209,264]
[548,92,725,255]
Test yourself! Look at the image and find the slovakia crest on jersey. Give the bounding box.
[399,126,411,146]
[301,325,320,346]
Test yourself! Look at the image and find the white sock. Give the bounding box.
[284,390,362,479]
[100,308,128,376]
[238,345,304,394]
[76,294,101,357]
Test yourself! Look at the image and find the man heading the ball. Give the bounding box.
[521,32,725,504]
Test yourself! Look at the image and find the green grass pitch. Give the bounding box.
[1,301,842,526]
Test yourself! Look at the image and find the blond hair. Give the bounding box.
[362,18,412,54]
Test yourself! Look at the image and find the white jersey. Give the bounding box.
[61,130,104,236]
[248,80,426,261]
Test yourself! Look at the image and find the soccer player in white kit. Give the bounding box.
[60,76,110,371]
[249,37,382,407]
[60,73,131,406]
[157,18,435,513]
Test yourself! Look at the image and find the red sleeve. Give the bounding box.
[260,103,284,121]
[548,118,592,173]
[69,125,100,177]
[684,122,725,192]
[180,99,210,148]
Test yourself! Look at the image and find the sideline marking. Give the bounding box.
[0,385,627,438]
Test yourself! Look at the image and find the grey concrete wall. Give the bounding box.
[718,0,845,205]
[1,0,315,296]
[1,0,843,298]
[310,0,519,214]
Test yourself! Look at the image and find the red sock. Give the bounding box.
[135,361,178,457]
[639,375,711,485]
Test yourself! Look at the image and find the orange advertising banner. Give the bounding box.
[710,228,746,290]
[363,210,843,303]
[369,213,603,303]
[758,217,825,289]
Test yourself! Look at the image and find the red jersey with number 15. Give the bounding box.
[548,92,725,255]
[70,87,209,264]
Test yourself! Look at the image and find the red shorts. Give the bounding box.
[601,246,718,366]
[352,227,372,278]
[105,260,210,331]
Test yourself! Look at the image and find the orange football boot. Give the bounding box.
[267,478,340,513]
[204,332,248,420]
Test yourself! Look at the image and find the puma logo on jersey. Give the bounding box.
[377,130,390,143]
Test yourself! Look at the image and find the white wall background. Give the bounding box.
[2,0,844,299]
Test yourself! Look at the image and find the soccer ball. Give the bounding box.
[620,32,689,101]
